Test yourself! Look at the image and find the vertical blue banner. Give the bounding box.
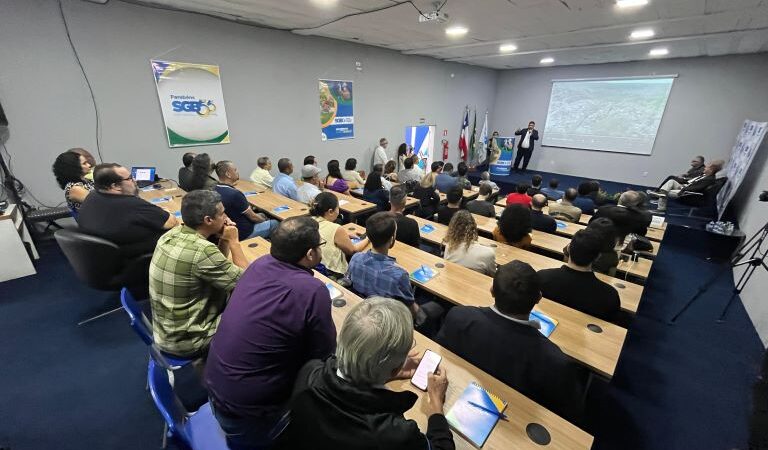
[489,136,515,176]
[319,80,354,141]
[405,125,435,171]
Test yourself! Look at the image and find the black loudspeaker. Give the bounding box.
[0,99,7,127]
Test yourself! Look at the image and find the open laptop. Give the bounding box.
[131,166,157,188]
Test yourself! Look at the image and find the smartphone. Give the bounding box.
[411,350,442,391]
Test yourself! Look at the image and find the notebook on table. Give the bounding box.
[273,205,291,213]
[529,310,558,338]
[420,224,436,234]
[446,382,508,448]
[150,196,171,204]
[410,265,437,283]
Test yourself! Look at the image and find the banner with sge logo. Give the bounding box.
[151,60,230,148]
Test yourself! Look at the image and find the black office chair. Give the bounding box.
[668,177,728,220]
[54,229,152,325]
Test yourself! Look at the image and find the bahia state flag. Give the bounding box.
[458,107,469,161]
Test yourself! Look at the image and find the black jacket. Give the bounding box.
[277,357,455,450]
[681,174,716,195]
[514,128,539,151]
[436,306,585,422]
[413,184,441,218]
[531,209,557,234]
[591,205,652,241]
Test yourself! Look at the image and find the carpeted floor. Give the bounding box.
[0,223,764,449]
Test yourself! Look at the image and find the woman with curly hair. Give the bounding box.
[52,151,93,212]
[444,210,496,276]
[493,204,533,249]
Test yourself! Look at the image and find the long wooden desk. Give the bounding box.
[342,223,625,379]
[350,187,421,210]
[233,184,310,220]
[409,215,643,314]
[240,237,594,450]
[138,181,185,216]
[472,213,652,282]
[324,190,377,220]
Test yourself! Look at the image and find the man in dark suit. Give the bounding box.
[530,194,557,234]
[651,160,724,211]
[590,191,651,242]
[656,155,705,188]
[436,261,586,422]
[513,121,539,172]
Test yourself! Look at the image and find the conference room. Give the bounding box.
[1,0,767,449]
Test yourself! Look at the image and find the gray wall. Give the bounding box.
[0,0,497,207]
[492,54,768,186]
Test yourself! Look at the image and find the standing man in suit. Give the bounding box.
[513,121,539,172]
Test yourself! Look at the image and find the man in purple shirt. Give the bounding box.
[204,216,336,449]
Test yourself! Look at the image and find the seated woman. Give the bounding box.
[444,211,496,276]
[383,160,398,183]
[277,297,453,450]
[187,153,218,191]
[52,151,94,214]
[310,192,369,278]
[413,172,441,219]
[342,158,365,189]
[396,142,414,172]
[325,160,351,194]
[362,169,390,211]
[586,217,620,277]
[493,204,533,249]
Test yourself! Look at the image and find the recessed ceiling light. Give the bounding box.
[616,0,649,8]
[630,29,655,39]
[649,48,669,56]
[540,57,554,64]
[499,43,517,53]
[445,26,468,37]
[310,0,338,7]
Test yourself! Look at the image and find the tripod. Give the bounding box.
[669,220,768,324]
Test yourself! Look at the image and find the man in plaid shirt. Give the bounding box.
[149,190,248,360]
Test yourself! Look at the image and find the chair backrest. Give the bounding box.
[54,229,124,290]
[120,288,153,346]
[147,359,192,446]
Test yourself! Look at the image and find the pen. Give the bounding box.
[468,401,508,420]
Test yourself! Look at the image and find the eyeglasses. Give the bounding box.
[122,176,135,182]
[314,240,327,249]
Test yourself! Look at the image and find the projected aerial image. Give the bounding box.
[542,78,674,154]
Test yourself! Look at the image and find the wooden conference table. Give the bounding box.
[472,212,652,281]
[239,236,594,450]
[342,222,626,379]
[137,180,185,216]
[409,215,644,315]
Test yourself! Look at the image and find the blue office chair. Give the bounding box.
[147,358,230,450]
[121,288,191,369]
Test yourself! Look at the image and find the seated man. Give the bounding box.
[249,156,274,188]
[590,191,651,242]
[530,194,557,234]
[397,155,423,185]
[296,164,323,204]
[389,186,420,248]
[149,190,248,360]
[505,183,532,208]
[205,217,336,449]
[572,182,597,214]
[214,161,278,241]
[455,162,471,190]
[78,163,178,258]
[548,188,582,223]
[651,160,725,211]
[540,178,564,201]
[436,261,585,422]
[537,229,621,322]
[178,152,195,191]
[527,174,543,196]
[657,155,705,188]
[465,183,496,217]
[277,297,453,450]
[434,164,458,193]
[479,171,499,192]
[272,158,299,200]
[347,212,428,325]
[342,157,366,187]
[437,186,463,225]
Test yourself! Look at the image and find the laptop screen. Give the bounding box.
[131,167,156,182]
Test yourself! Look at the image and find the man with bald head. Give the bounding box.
[590,190,652,242]
[530,194,557,234]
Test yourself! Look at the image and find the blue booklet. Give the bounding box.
[446,382,508,448]
[556,221,567,229]
[529,311,558,338]
[150,196,171,204]
[243,191,259,197]
[325,282,343,300]
[420,224,435,234]
[273,205,290,213]
[173,211,182,218]
[410,265,437,283]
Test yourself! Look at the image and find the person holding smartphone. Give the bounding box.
[277,297,454,450]
[513,120,539,172]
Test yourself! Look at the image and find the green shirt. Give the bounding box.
[149,225,244,357]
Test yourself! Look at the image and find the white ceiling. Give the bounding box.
[127,0,768,69]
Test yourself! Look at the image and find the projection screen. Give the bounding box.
[541,76,676,155]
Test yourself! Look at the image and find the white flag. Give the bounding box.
[477,111,489,164]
